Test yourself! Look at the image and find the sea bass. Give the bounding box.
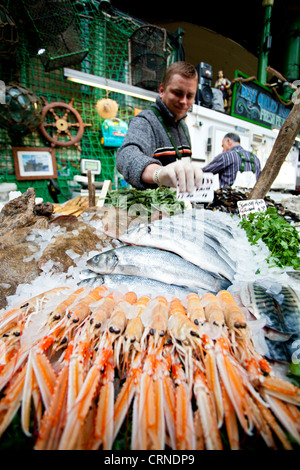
[165,210,234,240]
[119,221,235,281]
[79,273,203,299]
[86,245,230,293]
[152,214,236,270]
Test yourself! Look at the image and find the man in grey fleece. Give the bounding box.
[116,62,203,194]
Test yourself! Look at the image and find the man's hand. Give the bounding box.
[155,159,203,193]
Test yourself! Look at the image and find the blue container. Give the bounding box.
[101,118,128,148]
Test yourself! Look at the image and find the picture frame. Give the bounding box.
[12,147,58,180]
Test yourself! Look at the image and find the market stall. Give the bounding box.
[0,185,299,450]
[0,0,299,453]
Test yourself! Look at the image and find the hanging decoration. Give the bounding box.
[129,25,168,92]
[39,97,91,152]
[0,83,43,136]
[96,98,119,120]
[19,0,89,72]
[0,5,19,58]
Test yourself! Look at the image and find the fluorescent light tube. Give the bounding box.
[64,68,157,102]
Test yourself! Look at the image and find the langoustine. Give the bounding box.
[0,285,299,450]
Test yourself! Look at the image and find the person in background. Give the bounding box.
[116,61,203,194]
[201,132,261,188]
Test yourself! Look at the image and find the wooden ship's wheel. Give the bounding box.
[39,97,91,151]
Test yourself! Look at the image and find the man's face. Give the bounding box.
[159,73,198,121]
[222,138,232,152]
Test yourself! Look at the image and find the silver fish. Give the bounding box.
[152,212,234,246]
[79,273,203,298]
[168,210,234,240]
[86,245,230,293]
[119,221,235,281]
[152,215,236,270]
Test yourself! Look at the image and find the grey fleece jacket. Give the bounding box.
[116,96,192,189]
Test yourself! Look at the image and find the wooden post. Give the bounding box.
[248,99,300,200]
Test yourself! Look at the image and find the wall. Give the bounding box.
[154,21,258,84]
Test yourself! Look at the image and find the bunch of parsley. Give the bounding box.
[105,187,184,217]
[239,206,300,270]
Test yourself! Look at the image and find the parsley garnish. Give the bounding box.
[239,206,300,270]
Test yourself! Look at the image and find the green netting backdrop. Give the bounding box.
[0,0,175,202]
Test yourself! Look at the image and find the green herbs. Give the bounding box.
[105,187,184,218]
[239,206,300,270]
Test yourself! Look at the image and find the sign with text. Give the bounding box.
[231,71,292,129]
[237,199,267,219]
[177,173,214,202]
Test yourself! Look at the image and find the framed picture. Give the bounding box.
[12,147,58,180]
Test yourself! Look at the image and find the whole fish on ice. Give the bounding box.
[264,336,299,364]
[164,210,235,241]
[279,285,300,334]
[152,213,236,270]
[79,273,203,299]
[240,282,300,339]
[86,245,230,293]
[119,219,235,281]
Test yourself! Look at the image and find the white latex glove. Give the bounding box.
[155,159,203,194]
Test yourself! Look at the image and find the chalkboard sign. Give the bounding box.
[231,71,292,129]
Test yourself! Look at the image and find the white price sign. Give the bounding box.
[237,199,267,219]
[176,173,214,203]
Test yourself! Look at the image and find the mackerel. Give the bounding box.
[240,282,296,337]
[264,337,294,363]
[87,245,230,293]
[278,286,300,334]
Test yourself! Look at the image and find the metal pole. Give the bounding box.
[257,0,274,84]
[282,11,300,100]
[174,28,185,62]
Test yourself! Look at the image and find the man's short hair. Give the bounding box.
[162,61,198,88]
[224,132,240,143]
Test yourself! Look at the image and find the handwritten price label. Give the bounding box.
[176,173,214,203]
[237,199,267,219]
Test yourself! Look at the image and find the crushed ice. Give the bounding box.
[1,208,299,360]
